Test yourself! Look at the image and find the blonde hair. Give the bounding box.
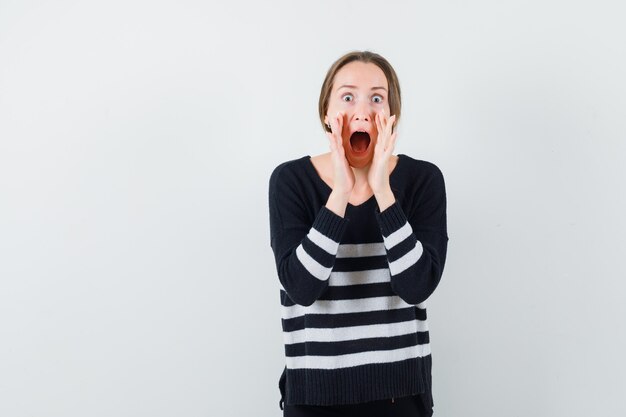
[318,50,401,133]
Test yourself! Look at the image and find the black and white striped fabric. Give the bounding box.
[268,154,448,407]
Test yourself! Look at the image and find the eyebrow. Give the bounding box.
[337,84,387,92]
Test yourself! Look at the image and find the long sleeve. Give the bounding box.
[374,166,449,305]
[269,163,349,307]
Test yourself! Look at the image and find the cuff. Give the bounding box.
[312,206,349,242]
[375,200,408,237]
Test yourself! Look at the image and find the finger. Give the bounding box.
[375,118,384,152]
[382,108,389,130]
[375,112,382,139]
[336,112,344,139]
[378,113,388,150]
[330,116,340,143]
[331,124,341,151]
[379,117,390,149]
[385,114,395,133]
[326,132,336,152]
[386,132,397,153]
[384,118,395,150]
[384,118,396,150]
[389,115,396,133]
[336,112,344,149]
[329,131,344,159]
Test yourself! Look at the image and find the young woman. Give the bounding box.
[268,50,449,416]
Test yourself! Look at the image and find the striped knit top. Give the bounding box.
[268,153,448,408]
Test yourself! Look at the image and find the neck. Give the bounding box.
[351,164,372,193]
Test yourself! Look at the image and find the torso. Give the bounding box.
[309,152,400,206]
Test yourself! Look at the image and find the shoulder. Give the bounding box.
[397,156,447,224]
[398,154,445,185]
[269,155,309,194]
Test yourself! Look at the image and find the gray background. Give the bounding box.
[1,1,625,416]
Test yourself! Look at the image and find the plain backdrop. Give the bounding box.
[1,1,625,416]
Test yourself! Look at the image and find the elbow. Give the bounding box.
[390,279,431,305]
[278,271,329,307]
[281,285,324,307]
[276,249,333,306]
[390,262,444,305]
[290,294,317,307]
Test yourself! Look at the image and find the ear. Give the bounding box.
[324,115,329,125]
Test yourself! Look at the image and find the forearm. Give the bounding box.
[375,199,448,305]
[271,205,349,306]
[325,189,350,218]
[374,185,395,212]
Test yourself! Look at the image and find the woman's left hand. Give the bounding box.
[368,110,397,194]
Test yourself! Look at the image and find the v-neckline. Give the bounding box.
[305,154,404,208]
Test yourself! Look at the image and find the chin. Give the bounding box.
[346,153,373,168]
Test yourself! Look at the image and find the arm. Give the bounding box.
[268,165,349,306]
[374,167,449,305]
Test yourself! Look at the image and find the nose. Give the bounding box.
[354,102,372,122]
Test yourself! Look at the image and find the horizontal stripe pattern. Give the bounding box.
[285,330,430,357]
[336,242,386,258]
[281,238,430,370]
[284,317,428,345]
[374,200,443,306]
[286,344,431,370]
[389,241,423,275]
[382,221,413,249]
[292,220,345,281]
[382,218,424,276]
[282,294,422,320]
[295,243,332,281]
[270,155,446,405]
[281,306,425,332]
[308,227,342,255]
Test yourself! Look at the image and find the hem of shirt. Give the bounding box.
[280,354,432,407]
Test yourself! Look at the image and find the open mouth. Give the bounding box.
[349,131,371,153]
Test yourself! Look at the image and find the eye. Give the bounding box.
[341,93,353,102]
[372,94,384,103]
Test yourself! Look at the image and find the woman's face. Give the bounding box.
[325,61,392,169]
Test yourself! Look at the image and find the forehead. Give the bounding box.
[332,61,388,90]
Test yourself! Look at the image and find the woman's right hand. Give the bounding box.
[326,112,355,197]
